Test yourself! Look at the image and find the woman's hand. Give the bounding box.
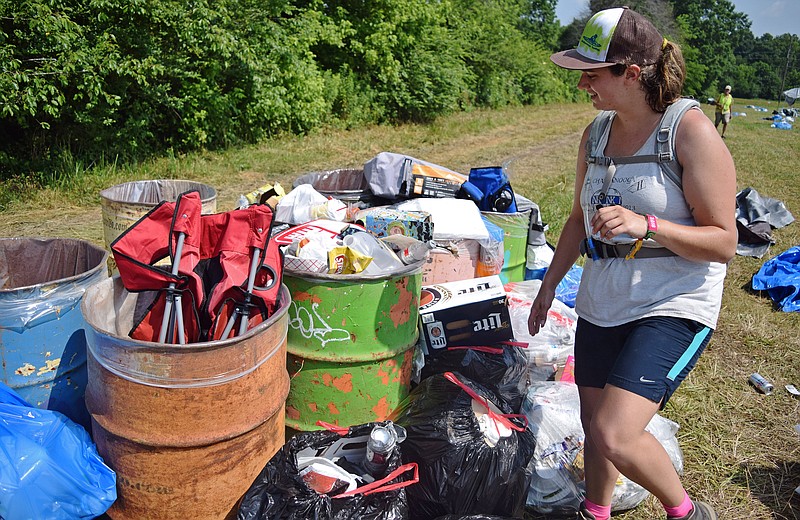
[528,284,556,336]
[591,205,648,241]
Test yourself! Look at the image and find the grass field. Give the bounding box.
[1,99,798,519]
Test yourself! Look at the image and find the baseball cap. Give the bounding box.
[724,85,732,91]
[550,7,664,70]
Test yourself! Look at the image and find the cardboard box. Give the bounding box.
[355,208,434,242]
[419,275,512,351]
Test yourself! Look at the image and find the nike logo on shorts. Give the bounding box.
[639,376,656,383]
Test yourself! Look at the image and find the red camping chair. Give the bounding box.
[111,191,204,344]
[111,190,284,344]
[199,204,283,341]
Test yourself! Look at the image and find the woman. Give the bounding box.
[527,7,736,520]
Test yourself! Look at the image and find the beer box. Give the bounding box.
[419,275,512,351]
[355,208,434,242]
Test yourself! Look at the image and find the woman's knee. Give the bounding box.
[587,415,636,461]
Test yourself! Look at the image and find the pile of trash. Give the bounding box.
[227,151,682,519]
[763,108,796,130]
[2,149,688,520]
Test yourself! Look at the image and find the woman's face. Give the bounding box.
[577,67,624,110]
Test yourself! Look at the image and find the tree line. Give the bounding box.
[0,0,797,180]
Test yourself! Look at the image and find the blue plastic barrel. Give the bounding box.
[0,237,108,431]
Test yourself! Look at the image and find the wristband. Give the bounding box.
[644,214,658,240]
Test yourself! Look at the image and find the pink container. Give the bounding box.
[422,239,480,284]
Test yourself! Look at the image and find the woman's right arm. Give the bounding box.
[528,124,592,335]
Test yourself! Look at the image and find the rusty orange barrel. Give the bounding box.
[283,261,423,433]
[81,277,291,520]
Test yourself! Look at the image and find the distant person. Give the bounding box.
[529,6,736,520]
[714,85,733,138]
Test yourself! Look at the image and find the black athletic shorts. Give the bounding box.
[574,316,713,408]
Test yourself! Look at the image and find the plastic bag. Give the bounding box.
[0,382,116,520]
[276,184,348,224]
[521,381,683,515]
[391,372,535,519]
[420,346,529,413]
[555,265,583,308]
[505,280,579,380]
[476,216,505,277]
[238,421,418,520]
[752,246,800,312]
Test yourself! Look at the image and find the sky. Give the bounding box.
[554,0,799,37]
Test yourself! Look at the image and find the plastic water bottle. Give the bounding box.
[343,231,403,275]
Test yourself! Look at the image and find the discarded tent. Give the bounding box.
[784,87,800,106]
[735,187,795,258]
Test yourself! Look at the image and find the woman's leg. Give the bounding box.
[574,316,714,515]
[587,384,686,507]
[578,385,621,507]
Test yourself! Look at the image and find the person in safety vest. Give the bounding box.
[529,7,736,520]
[714,85,734,138]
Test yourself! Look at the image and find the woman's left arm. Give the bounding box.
[654,108,738,263]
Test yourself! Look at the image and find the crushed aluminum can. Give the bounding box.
[748,373,774,395]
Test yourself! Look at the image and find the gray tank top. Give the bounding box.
[575,110,727,329]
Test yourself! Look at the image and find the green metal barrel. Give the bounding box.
[284,261,423,433]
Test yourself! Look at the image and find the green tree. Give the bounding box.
[519,0,560,49]
[671,0,751,96]
[303,0,468,122]
[752,61,782,100]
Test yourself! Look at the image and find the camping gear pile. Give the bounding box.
[1,150,686,519]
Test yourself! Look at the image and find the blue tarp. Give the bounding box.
[752,246,800,312]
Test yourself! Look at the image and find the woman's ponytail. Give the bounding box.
[641,40,686,112]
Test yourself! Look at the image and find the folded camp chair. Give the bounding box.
[200,203,283,341]
[112,191,283,343]
[111,191,204,344]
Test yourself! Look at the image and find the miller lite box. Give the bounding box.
[418,275,513,351]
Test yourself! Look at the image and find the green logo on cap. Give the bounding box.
[581,33,602,53]
[577,8,622,61]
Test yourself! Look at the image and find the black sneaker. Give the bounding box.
[669,500,718,520]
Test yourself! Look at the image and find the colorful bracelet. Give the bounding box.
[644,214,658,240]
[626,214,659,260]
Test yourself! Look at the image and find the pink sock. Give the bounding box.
[663,489,693,518]
[584,498,612,520]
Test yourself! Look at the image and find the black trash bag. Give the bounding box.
[434,516,517,520]
[237,421,417,520]
[391,372,536,519]
[420,346,529,413]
